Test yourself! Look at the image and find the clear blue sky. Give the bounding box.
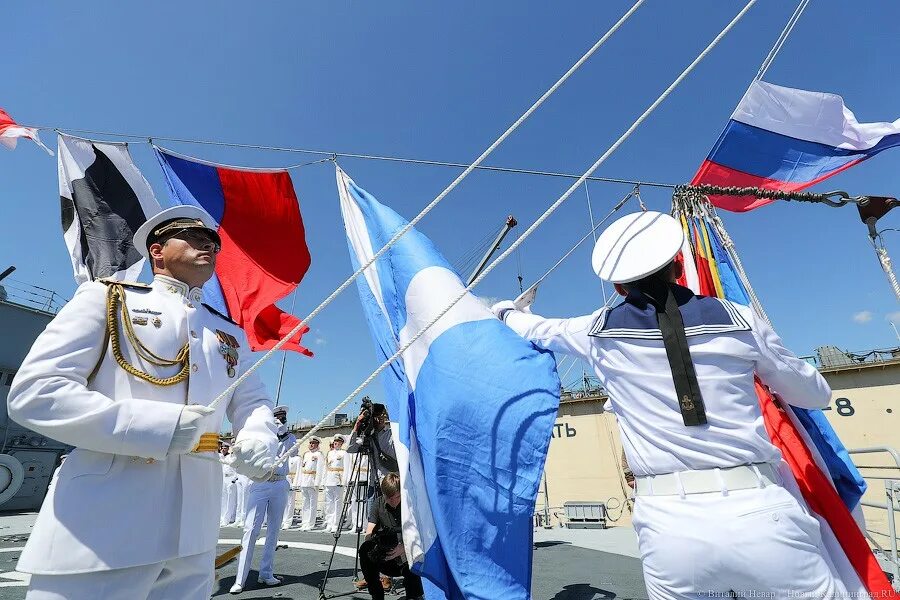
[2,1,899,426]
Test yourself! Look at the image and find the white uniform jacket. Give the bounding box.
[502,288,831,477]
[8,276,278,574]
[323,449,348,487]
[295,451,324,488]
[287,455,301,486]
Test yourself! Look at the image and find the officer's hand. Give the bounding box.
[167,405,215,455]
[230,439,275,481]
[490,300,517,320]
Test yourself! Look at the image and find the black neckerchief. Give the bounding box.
[625,282,707,427]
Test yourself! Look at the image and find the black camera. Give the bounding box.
[357,396,376,437]
[367,530,402,564]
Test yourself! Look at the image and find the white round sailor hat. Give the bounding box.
[134,205,219,261]
[273,405,289,416]
[591,211,684,283]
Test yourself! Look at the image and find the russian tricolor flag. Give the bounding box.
[155,148,312,355]
[694,80,900,212]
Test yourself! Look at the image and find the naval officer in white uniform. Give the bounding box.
[297,437,325,530]
[220,441,239,526]
[231,405,298,594]
[323,434,349,532]
[8,205,279,600]
[493,211,845,600]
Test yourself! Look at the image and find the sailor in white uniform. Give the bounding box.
[347,452,371,532]
[231,405,298,594]
[493,211,845,600]
[234,472,250,527]
[296,437,325,530]
[220,442,239,526]
[8,205,279,600]
[324,435,349,533]
[283,453,301,528]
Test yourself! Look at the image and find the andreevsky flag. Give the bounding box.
[155,147,312,355]
[58,134,161,283]
[337,165,559,600]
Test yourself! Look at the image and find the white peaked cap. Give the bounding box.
[591,211,684,283]
[273,406,289,415]
[133,205,218,260]
[333,434,346,442]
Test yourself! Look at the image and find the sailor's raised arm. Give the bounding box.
[746,308,832,409]
[8,281,183,459]
[492,300,602,360]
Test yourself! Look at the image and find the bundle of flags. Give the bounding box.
[337,165,559,599]
[52,133,313,355]
[683,79,900,596]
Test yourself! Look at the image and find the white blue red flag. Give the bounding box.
[337,165,559,600]
[694,80,900,212]
[155,147,312,355]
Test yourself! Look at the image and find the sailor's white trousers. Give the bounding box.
[300,486,319,530]
[633,482,847,600]
[25,550,215,600]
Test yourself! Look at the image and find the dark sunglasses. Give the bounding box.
[167,229,221,253]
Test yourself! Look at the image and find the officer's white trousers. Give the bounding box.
[220,480,237,526]
[300,486,318,530]
[234,479,247,526]
[633,484,847,600]
[324,485,345,531]
[26,550,215,600]
[235,478,289,586]
[282,486,297,528]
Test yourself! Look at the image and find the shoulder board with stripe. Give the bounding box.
[201,303,238,325]
[97,278,151,290]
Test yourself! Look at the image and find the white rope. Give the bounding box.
[196,0,646,415]
[584,183,605,303]
[755,0,811,81]
[269,0,758,467]
[874,244,900,302]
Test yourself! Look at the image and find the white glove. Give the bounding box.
[490,300,518,320]
[168,405,215,455]
[231,438,275,481]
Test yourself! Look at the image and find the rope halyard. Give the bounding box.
[106,283,190,387]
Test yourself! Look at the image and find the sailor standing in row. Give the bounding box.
[220,442,239,527]
[347,452,370,532]
[493,211,845,600]
[324,435,349,533]
[283,451,302,528]
[8,205,279,600]
[231,406,298,594]
[234,471,250,528]
[297,437,325,530]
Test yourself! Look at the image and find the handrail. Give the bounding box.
[848,446,899,588]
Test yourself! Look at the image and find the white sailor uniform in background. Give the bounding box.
[234,472,250,527]
[221,458,239,526]
[283,454,301,528]
[323,444,349,532]
[347,453,370,532]
[297,446,325,530]
[234,426,298,590]
[500,289,845,599]
[8,275,279,600]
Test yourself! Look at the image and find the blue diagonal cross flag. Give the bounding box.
[336,165,560,600]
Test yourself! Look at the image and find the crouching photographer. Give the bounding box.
[358,473,424,600]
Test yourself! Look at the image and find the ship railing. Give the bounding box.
[0,279,65,314]
[848,446,900,588]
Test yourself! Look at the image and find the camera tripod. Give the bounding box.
[317,435,380,600]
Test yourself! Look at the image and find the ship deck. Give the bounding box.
[0,514,649,599]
